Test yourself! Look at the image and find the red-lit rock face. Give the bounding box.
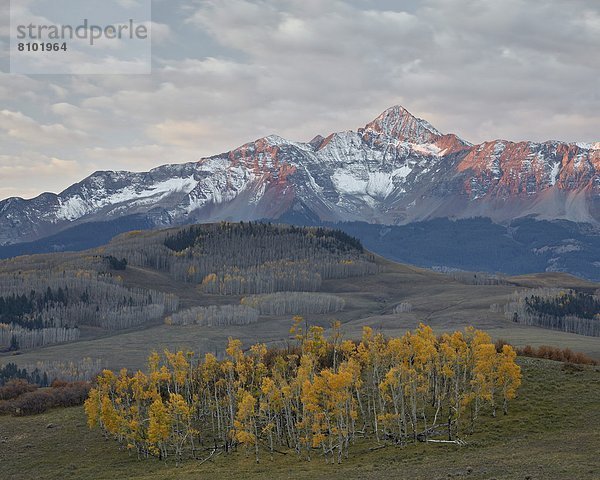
[435,134,471,156]
[228,137,281,171]
[457,140,599,199]
[363,105,443,145]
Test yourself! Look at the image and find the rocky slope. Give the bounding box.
[1,106,599,245]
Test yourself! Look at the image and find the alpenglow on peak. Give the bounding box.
[362,105,444,144]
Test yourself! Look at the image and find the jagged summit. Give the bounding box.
[1,106,599,246]
[363,105,444,144]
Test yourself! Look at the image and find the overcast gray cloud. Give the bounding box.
[0,0,598,199]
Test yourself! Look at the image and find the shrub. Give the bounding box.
[517,344,598,365]
[1,381,90,416]
[0,379,37,401]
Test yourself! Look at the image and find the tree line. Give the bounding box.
[240,292,345,315]
[505,288,600,337]
[0,357,105,387]
[0,268,179,350]
[165,305,259,327]
[525,290,600,319]
[0,362,49,387]
[85,321,521,465]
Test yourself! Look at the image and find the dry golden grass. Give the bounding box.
[2,254,600,372]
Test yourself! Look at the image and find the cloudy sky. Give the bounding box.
[0,0,599,199]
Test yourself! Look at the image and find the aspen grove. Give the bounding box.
[85,320,521,464]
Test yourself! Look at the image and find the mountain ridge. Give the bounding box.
[1,105,599,246]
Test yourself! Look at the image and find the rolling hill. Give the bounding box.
[1,222,598,375]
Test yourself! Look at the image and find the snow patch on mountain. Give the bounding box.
[392,164,413,180]
[550,162,561,186]
[55,175,199,221]
[331,170,396,200]
[366,172,395,199]
[331,171,369,195]
[410,143,442,156]
[56,196,90,221]
[302,166,324,194]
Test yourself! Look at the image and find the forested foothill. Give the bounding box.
[0,223,376,355]
[320,217,600,282]
[105,223,377,295]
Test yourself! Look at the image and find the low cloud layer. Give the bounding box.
[1,0,598,199]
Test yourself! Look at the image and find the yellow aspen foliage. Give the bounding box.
[147,397,170,456]
[100,395,122,436]
[289,315,304,338]
[234,388,258,462]
[164,349,190,392]
[226,338,243,362]
[84,388,101,428]
[168,393,191,420]
[201,273,217,285]
[497,344,522,414]
[86,323,522,464]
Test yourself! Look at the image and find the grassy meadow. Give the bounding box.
[1,357,599,480]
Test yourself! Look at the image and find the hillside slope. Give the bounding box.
[1,223,599,373]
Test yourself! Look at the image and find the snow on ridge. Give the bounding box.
[261,134,290,147]
[493,141,506,155]
[103,175,198,205]
[185,162,256,213]
[572,142,600,151]
[55,175,199,221]
[415,117,443,137]
[55,196,90,221]
[411,143,442,156]
[550,162,561,186]
[377,106,443,136]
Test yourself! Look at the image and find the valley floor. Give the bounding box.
[1,358,599,480]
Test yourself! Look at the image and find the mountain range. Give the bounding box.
[1,105,599,278]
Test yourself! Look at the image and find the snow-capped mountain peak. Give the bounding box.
[0,106,599,246]
[362,105,444,144]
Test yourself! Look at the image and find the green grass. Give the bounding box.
[1,357,599,480]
